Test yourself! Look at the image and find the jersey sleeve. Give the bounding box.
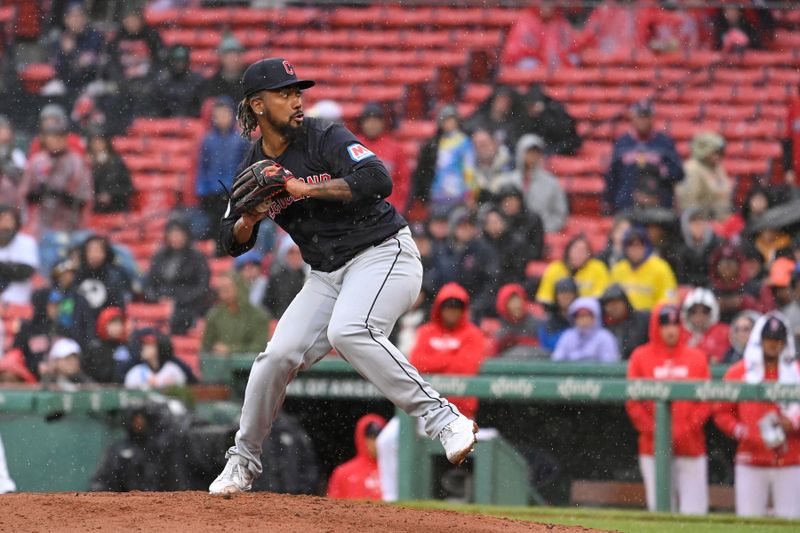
[319,124,392,201]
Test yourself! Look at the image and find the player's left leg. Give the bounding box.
[771,465,800,519]
[674,455,708,515]
[327,227,475,462]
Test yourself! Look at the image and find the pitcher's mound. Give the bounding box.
[0,492,605,532]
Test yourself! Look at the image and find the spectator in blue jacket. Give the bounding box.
[195,97,249,246]
[604,100,684,213]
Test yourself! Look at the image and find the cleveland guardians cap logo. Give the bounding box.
[283,61,295,75]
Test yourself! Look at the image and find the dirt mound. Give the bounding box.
[0,492,605,532]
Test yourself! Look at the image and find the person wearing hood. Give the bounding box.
[681,287,731,363]
[411,105,476,209]
[610,226,677,311]
[604,99,684,213]
[75,234,132,319]
[471,127,514,203]
[0,204,38,305]
[552,297,619,363]
[87,132,134,214]
[626,304,711,514]
[494,185,545,263]
[722,310,761,364]
[500,3,575,70]
[600,283,650,360]
[536,234,610,306]
[520,84,581,156]
[262,235,308,319]
[713,312,800,518]
[464,85,526,151]
[480,206,529,286]
[202,272,271,357]
[82,306,129,383]
[673,209,722,287]
[196,96,250,246]
[123,330,188,390]
[410,283,487,421]
[377,283,487,502]
[709,242,764,324]
[676,132,732,219]
[497,133,568,233]
[154,45,203,117]
[327,414,386,500]
[494,283,543,358]
[144,218,211,334]
[434,208,501,321]
[90,401,191,492]
[538,276,578,353]
[358,103,411,215]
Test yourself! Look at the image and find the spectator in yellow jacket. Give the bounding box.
[610,227,677,311]
[536,234,610,305]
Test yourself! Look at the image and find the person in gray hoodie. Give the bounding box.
[552,296,620,363]
[497,133,568,232]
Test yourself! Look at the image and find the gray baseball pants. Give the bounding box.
[228,227,461,476]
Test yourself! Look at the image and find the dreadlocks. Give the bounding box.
[237,97,258,139]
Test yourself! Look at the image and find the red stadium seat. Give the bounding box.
[126,302,172,332]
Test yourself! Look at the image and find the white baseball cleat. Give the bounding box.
[209,454,254,495]
[439,415,479,465]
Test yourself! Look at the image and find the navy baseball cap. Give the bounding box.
[241,58,315,98]
[658,305,681,326]
[761,316,788,341]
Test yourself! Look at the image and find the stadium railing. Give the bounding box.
[200,355,797,511]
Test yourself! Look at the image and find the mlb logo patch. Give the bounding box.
[347,143,375,162]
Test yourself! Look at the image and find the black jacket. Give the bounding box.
[92,153,133,213]
[434,236,501,320]
[14,288,94,375]
[600,284,650,360]
[522,86,582,156]
[219,118,406,272]
[145,246,210,308]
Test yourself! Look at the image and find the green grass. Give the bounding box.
[399,502,800,532]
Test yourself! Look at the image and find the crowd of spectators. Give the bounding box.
[0,0,799,516]
[0,0,797,402]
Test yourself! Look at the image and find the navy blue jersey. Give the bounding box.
[219,118,407,272]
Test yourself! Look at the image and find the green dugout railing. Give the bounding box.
[0,388,150,491]
[201,355,798,512]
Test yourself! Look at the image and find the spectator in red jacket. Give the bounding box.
[626,303,711,514]
[713,312,800,518]
[377,282,487,502]
[494,283,543,359]
[410,282,487,420]
[500,2,575,69]
[358,103,411,216]
[327,414,386,501]
[680,287,731,364]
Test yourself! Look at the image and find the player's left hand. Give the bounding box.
[285,177,310,198]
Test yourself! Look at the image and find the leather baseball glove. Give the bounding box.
[230,159,294,216]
